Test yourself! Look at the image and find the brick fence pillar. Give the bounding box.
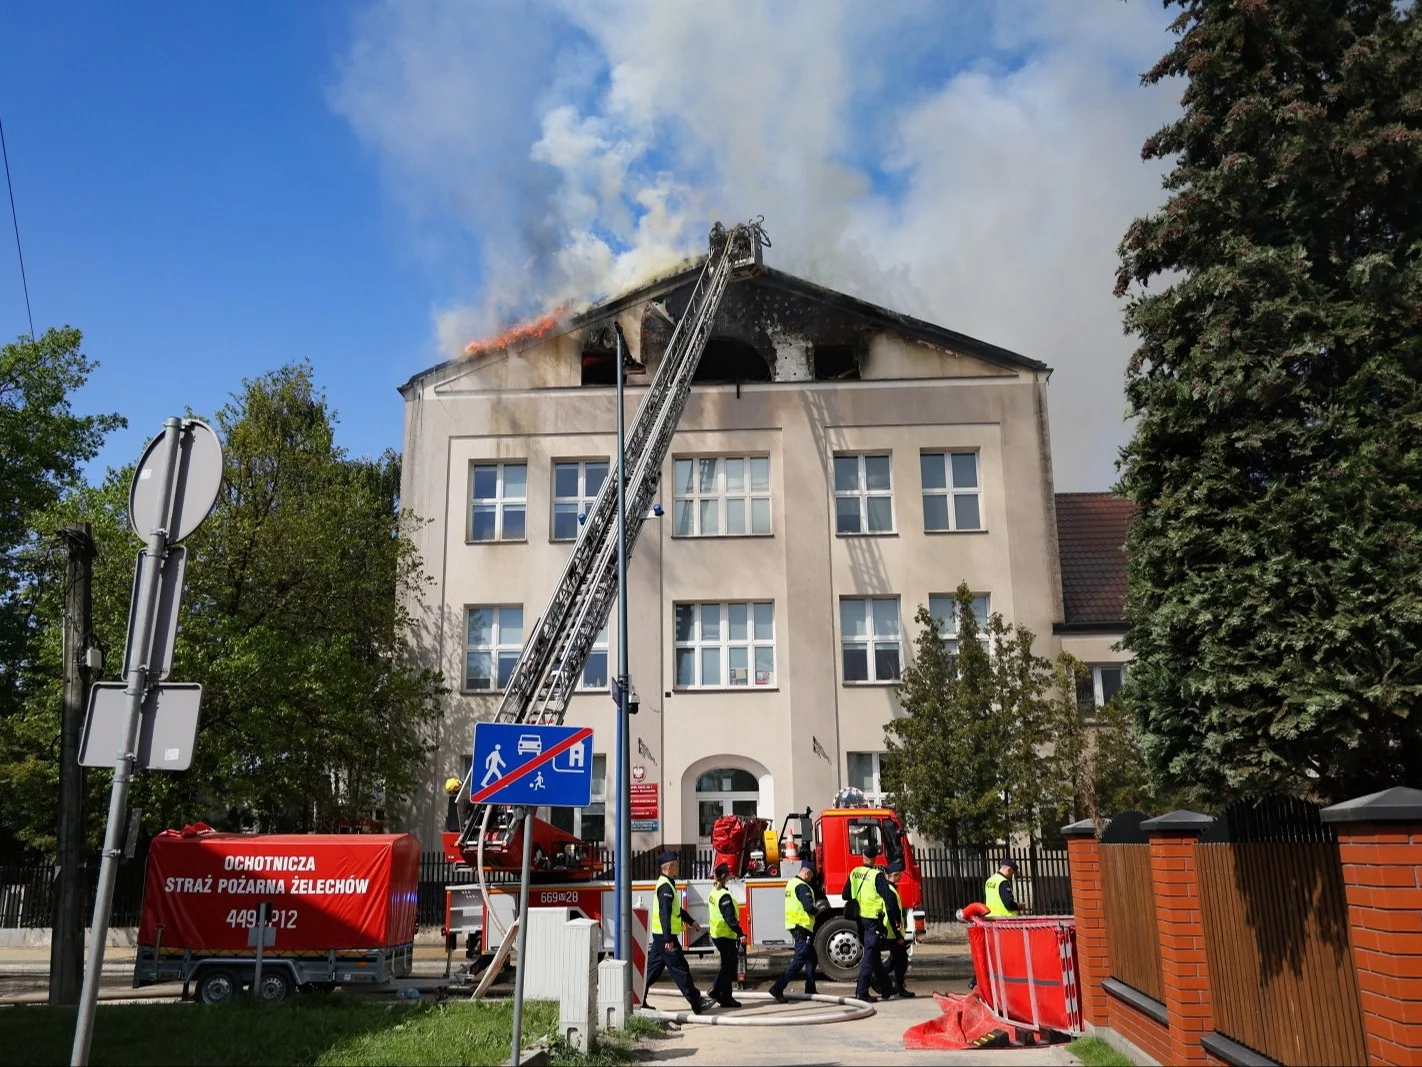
[1322,786,1422,1067]
[1143,810,1215,1066]
[1063,818,1109,1027]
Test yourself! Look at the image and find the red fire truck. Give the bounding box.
[443,796,927,982]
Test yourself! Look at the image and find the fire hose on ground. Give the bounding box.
[638,990,876,1026]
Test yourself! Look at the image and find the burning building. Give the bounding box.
[396,248,1131,847]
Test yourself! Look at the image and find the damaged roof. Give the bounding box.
[398,259,1049,393]
[1056,492,1135,631]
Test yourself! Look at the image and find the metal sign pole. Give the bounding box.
[71,417,182,1067]
[614,325,632,974]
[508,807,536,1067]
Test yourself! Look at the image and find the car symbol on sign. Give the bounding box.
[517,734,542,757]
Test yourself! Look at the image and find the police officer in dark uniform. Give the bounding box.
[884,860,916,998]
[842,843,898,1002]
[645,852,714,1014]
[768,862,820,1002]
[707,862,744,1007]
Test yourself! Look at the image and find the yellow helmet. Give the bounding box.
[444,777,462,795]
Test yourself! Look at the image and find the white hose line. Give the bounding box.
[638,990,876,1026]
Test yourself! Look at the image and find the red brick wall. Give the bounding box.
[1337,826,1422,1067]
[1066,834,1111,1026]
[1107,991,1172,1065]
[1150,831,1213,1065]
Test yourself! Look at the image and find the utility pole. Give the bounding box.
[613,322,632,982]
[51,524,95,1006]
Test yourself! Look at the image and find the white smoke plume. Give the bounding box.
[330,0,1180,489]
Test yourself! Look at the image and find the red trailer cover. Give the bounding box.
[138,826,419,953]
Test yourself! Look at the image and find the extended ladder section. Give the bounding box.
[457,218,767,846]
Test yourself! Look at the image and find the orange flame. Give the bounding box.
[464,304,569,357]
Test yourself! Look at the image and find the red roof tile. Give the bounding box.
[1056,493,1134,626]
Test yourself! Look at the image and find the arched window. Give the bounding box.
[695,767,761,841]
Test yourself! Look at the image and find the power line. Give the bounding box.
[0,113,35,340]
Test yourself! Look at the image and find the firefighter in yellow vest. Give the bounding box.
[884,861,916,998]
[768,862,820,1002]
[841,843,897,1002]
[707,863,745,1008]
[985,857,1021,917]
[646,852,714,1014]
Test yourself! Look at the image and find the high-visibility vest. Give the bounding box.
[887,884,905,938]
[985,873,1018,917]
[650,875,683,935]
[850,865,886,922]
[784,878,814,932]
[709,885,737,939]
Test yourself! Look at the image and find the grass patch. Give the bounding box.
[0,998,649,1066]
[1067,1035,1134,1067]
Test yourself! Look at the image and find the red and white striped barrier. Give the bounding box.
[631,906,648,1006]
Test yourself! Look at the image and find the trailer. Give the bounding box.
[133,825,420,1003]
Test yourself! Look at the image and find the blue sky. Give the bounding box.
[1,1,1178,490]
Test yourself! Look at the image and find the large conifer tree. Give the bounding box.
[1116,1,1422,802]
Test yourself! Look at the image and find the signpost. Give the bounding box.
[71,419,221,1067]
[471,722,594,1066]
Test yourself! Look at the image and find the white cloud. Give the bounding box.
[332,0,1179,489]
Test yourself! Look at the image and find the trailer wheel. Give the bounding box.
[256,970,293,1002]
[196,968,240,1005]
[815,918,863,983]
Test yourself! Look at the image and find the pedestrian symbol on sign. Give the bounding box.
[532,772,545,791]
[482,745,507,787]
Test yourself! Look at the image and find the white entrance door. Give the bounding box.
[696,768,760,842]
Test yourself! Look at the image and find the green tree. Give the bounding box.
[882,584,1081,845]
[1115,1,1422,802]
[0,364,445,853]
[0,329,123,716]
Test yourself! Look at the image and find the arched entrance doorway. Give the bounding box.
[695,768,760,842]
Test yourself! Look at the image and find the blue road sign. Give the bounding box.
[470,722,594,807]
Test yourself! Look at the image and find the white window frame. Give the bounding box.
[544,754,607,841]
[928,592,991,656]
[672,455,772,537]
[920,450,983,532]
[551,459,608,542]
[673,601,776,689]
[465,605,524,691]
[846,751,888,805]
[469,462,528,542]
[839,596,902,684]
[833,453,895,535]
[1092,663,1126,707]
[577,626,611,692]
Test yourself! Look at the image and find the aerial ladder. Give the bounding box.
[453,218,770,872]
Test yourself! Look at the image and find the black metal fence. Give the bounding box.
[915,845,1073,922]
[3,842,1071,931]
[0,863,146,929]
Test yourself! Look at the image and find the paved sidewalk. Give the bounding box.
[637,987,1077,1066]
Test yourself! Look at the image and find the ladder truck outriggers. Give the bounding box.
[443,219,927,983]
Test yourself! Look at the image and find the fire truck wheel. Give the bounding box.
[256,970,293,1002]
[196,968,240,1005]
[815,918,863,983]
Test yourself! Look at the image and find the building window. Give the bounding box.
[1078,664,1126,715]
[470,462,527,542]
[846,752,890,804]
[672,456,771,536]
[834,454,894,534]
[840,597,901,683]
[928,593,991,656]
[466,606,523,690]
[674,602,775,688]
[696,768,761,841]
[920,451,982,531]
[548,755,607,841]
[579,626,610,691]
[552,460,608,541]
